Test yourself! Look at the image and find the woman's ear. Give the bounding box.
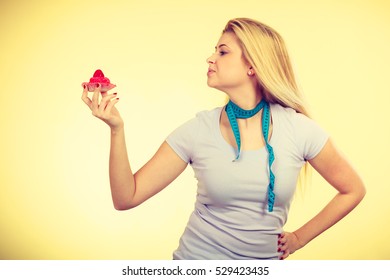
[247,67,255,76]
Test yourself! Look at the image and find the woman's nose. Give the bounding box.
[206,53,216,64]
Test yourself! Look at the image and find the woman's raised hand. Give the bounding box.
[81,84,124,131]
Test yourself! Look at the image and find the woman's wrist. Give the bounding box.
[110,124,124,135]
[292,231,306,249]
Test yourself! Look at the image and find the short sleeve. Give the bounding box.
[293,113,329,160]
[166,117,199,164]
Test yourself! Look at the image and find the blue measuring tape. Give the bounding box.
[225,100,276,212]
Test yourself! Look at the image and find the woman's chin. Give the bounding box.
[206,80,219,89]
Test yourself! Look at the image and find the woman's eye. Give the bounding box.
[219,51,227,56]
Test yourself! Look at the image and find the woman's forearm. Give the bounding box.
[290,139,366,251]
[109,126,135,210]
[81,87,185,211]
[294,188,365,247]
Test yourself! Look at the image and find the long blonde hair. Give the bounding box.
[223,18,311,189]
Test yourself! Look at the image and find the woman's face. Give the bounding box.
[206,32,251,93]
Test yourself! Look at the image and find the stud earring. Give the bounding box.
[248,70,253,75]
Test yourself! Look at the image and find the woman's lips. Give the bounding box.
[207,68,216,76]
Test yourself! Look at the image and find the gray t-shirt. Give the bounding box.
[166,103,329,259]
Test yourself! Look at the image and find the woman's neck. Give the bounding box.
[228,94,262,110]
[225,84,262,110]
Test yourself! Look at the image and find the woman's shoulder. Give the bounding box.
[270,103,310,125]
[166,106,223,162]
[270,102,326,138]
[271,103,299,116]
[171,106,223,135]
[271,103,329,160]
[195,106,223,120]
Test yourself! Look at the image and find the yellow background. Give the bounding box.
[1,0,389,259]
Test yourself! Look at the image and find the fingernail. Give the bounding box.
[277,248,281,252]
[114,92,117,95]
[83,85,86,89]
[96,83,99,87]
[116,98,119,100]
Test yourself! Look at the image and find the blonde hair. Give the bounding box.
[223,18,310,189]
[223,18,310,117]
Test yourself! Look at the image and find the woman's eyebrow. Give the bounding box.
[215,44,230,50]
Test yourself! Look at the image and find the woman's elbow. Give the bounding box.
[357,182,366,202]
[113,200,137,211]
[352,180,366,205]
[114,204,131,211]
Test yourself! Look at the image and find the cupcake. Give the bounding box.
[82,69,116,92]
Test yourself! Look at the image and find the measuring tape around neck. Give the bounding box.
[225,100,275,212]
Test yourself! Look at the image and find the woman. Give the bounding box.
[81,18,365,260]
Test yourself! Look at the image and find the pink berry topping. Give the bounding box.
[89,69,110,83]
[82,69,116,92]
[93,69,104,78]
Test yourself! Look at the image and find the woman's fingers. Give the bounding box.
[104,96,120,115]
[90,93,119,121]
[81,85,92,109]
[278,233,287,245]
[277,231,302,260]
[101,90,108,98]
[279,249,290,260]
[98,93,118,114]
[91,83,100,112]
[81,83,119,122]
